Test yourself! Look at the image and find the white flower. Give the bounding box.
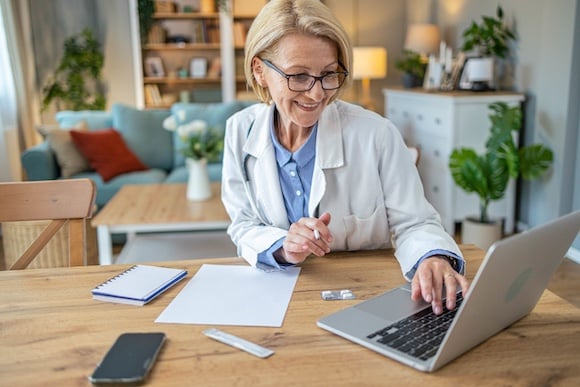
[162,110,189,132]
[162,115,177,131]
[177,119,207,139]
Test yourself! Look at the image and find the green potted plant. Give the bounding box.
[42,28,106,112]
[461,6,515,59]
[460,6,516,91]
[449,101,553,248]
[395,50,426,88]
[138,0,155,45]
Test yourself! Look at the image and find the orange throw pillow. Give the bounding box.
[70,129,148,182]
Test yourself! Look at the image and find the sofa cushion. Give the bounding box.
[72,169,167,208]
[70,128,148,182]
[112,104,173,171]
[44,128,91,178]
[169,102,245,168]
[56,110,112,130]
[36,121,91,178]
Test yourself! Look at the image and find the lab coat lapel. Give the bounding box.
[244,105,289,228]
[309,104,344,216]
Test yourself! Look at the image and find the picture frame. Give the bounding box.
[144,57,165,77]
[190,57,208,78]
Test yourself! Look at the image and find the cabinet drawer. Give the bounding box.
[410,106,450,139]
[410,136,451,171]
[417,162,453,233]
[386,99,451,140]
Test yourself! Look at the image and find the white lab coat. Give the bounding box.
[221,100,462,279]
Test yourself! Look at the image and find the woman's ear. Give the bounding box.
[252,57,266,86]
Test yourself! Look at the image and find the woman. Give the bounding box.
[221,0,469,314]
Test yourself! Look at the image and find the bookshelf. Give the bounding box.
[139,0,265,108]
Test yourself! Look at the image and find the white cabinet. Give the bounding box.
[383,88,525,235]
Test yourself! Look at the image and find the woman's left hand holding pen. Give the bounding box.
[277,212,332,264]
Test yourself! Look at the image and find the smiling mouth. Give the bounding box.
[296,101,320,110]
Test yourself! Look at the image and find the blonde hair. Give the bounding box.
[244,0,353,103]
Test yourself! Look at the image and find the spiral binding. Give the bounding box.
[94,265,138,289]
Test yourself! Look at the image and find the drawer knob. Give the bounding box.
[434,150,440,157]
[433,186,439,193]
[435,118,441,125]
[417,114,423,120]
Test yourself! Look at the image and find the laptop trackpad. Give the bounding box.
[355,287,429,321]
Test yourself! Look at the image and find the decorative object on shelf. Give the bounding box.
[190,57,208,78]
[41,29,106,112]
[154,0,176,13]
[177,67,188,78]
[200,0,216,13]
[179,90,191,103]
[423,41,455,91]
[459,5,515,91]
[147,23,166,44]
[163,114,223,201]
[352,46,387,110]
[449,102,553,249]
[144,57,165,77]
[395,50,425,88]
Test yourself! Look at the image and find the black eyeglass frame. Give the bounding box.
[259,58,349,92]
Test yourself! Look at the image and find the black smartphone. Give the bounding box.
[89,332,166,385]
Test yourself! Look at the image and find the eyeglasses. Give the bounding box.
[260,58,349,92]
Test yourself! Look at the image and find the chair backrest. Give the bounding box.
[0,179,96,270]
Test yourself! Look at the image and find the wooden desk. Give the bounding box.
[1,246,579,386]
[91,183,230,265]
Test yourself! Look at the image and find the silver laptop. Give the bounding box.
[318,211,580,372]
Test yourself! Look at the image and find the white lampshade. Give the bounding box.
[352,47,387,80]
[404,24,441,55]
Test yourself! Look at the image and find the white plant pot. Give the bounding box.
[461,217,503,251]
[186,158,211,201]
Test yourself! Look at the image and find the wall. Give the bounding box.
[325,0,405,114]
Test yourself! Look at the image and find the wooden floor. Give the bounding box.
[0,233,578,308]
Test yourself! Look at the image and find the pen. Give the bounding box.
[313,229,320,240]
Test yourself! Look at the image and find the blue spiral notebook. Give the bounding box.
[92,265,188,306]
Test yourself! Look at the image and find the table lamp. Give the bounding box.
[352,46,387,110]
[404,23,440,60]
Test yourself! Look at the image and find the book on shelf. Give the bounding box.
[91,265,187,306]
[233,22,247,47]
[191,20,206,44]
[144,84,163,106]
[204,18,220,44]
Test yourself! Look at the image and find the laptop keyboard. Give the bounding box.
[366,292,464,361]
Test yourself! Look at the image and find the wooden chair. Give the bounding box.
[0,179,96,270]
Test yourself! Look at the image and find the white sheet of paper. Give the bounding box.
[155,264,301,327]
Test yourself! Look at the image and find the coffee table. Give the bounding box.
[91,183,230,265]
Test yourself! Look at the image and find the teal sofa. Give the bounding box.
[21,102,252,209]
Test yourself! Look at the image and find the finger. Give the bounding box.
[418,267,434,303]
[411,272,422,301]
[444,273,458,310]
[288,222,329,256]
[309,218,332,244]
[430,274,445,315]
[456,274,471,296]
[319,212,331,226]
